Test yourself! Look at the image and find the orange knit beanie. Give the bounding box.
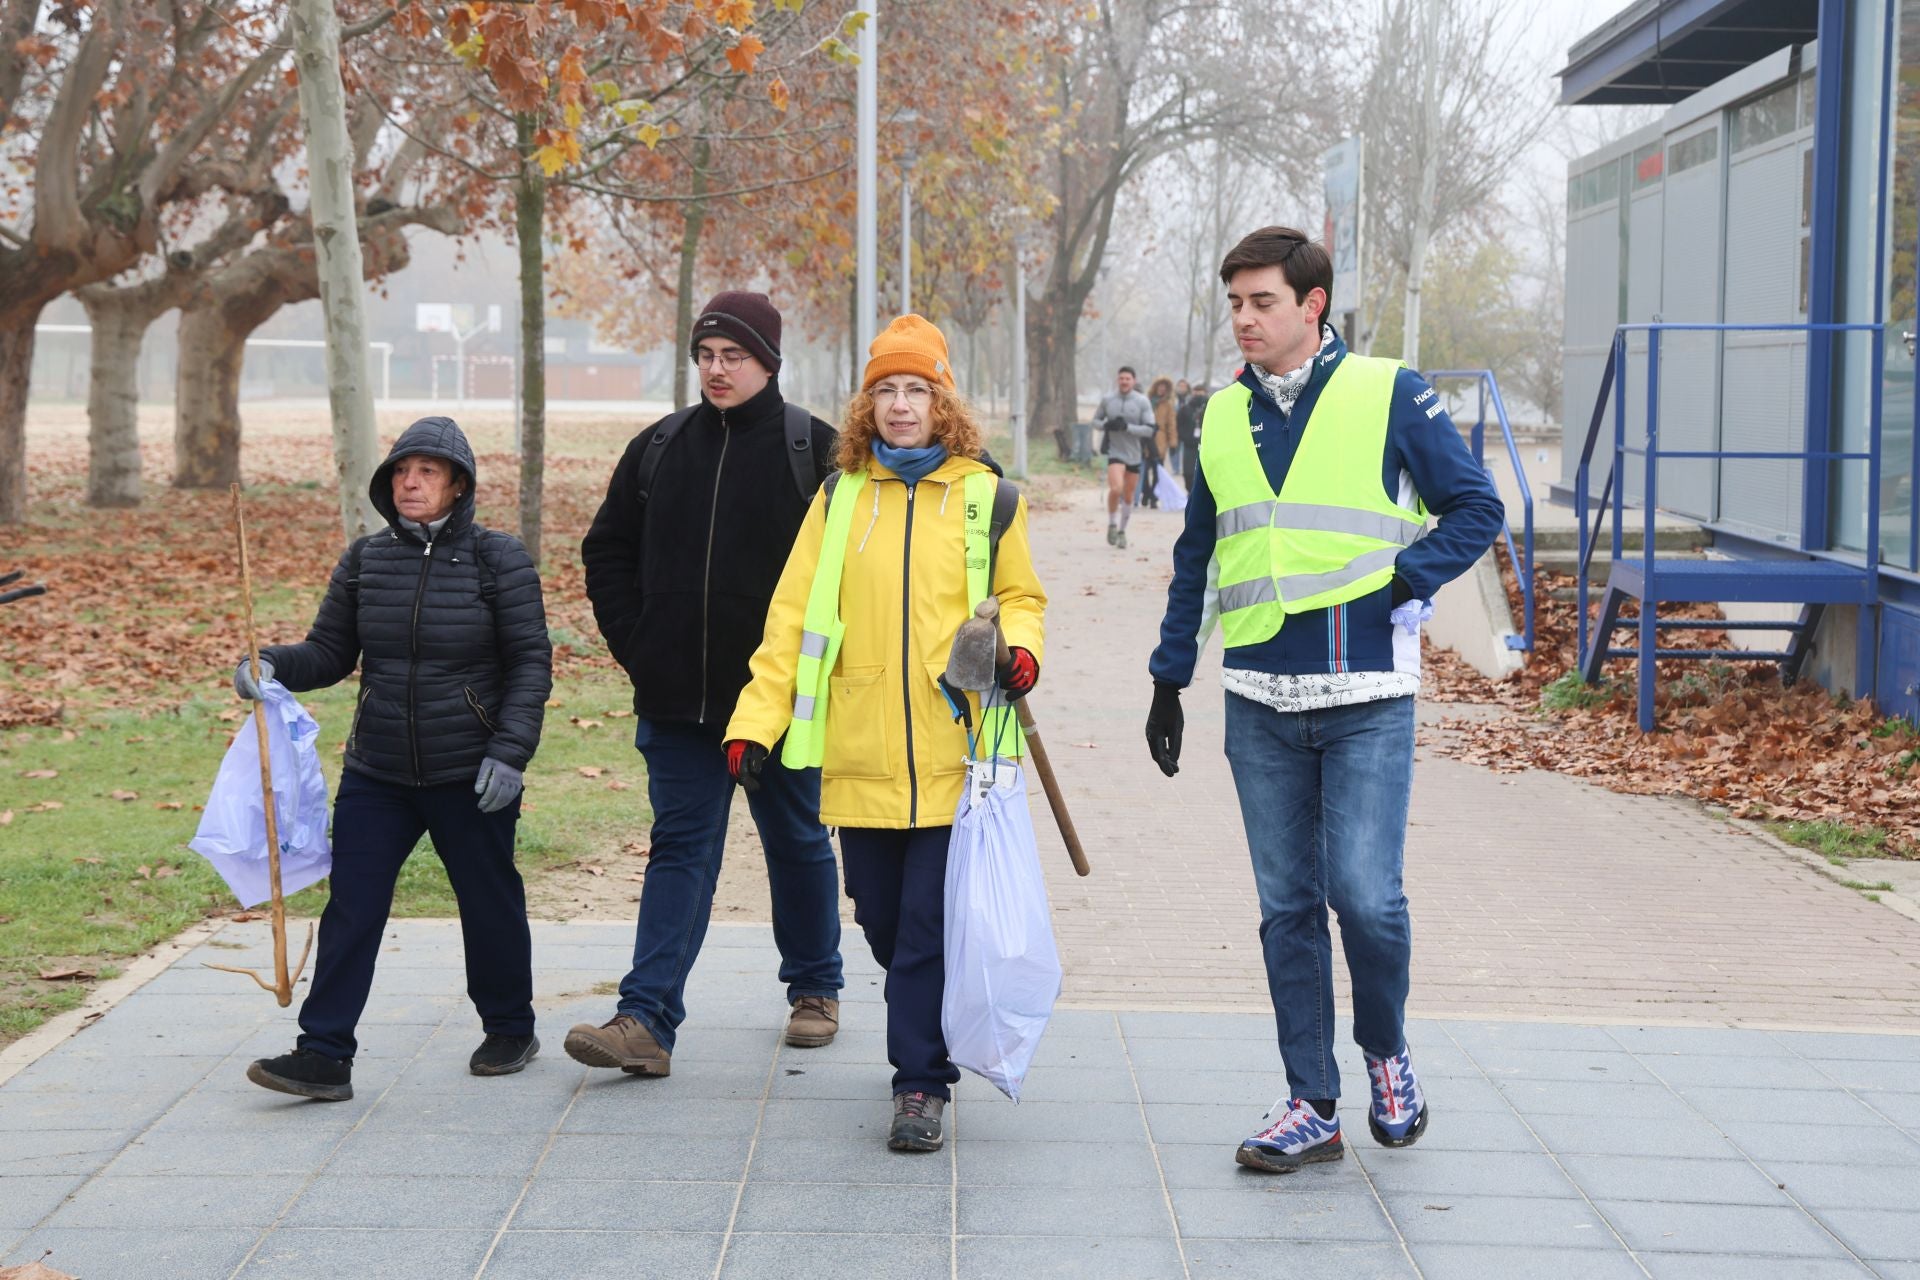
[862,314,956,390]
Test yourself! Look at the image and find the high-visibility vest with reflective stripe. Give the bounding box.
[1199,355,1424,649]
[780,468,1022,771]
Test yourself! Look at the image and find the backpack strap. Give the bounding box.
[471,528,500,604]
[784,403,825,501]
[987,476,1020,587]
[822,469,842,505]
[633,405,702,508]
[344,533,373,597]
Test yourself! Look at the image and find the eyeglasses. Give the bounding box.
[693,349,750,371]
[872,384,933,405]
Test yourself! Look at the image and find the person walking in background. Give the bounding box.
[570,291,845,1080]
[1176,379,1203,487]
[1145,376,1178,509]
[1097,366,1155,547]
[238,417,553,1102]
[1168,378,1194,480]
[1144,227,1503,1173]
[725,315,1047,1153]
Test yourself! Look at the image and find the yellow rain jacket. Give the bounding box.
[726,453,1047,830]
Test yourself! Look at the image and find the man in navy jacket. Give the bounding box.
[1145,226,1503,1173]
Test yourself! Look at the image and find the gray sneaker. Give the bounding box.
[1116,529,1128,549]
[1106,525,1118,546]
[889,1091,945,1152]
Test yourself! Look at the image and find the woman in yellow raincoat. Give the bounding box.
[724,314,1047,1153]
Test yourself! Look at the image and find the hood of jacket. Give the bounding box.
[370,416,478,537]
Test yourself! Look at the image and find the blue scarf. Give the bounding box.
[870,439,948,486]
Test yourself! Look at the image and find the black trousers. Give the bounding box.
[298,769,534,1061]
[839,825,960,1100]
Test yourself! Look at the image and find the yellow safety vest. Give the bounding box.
[1199,355,1424,648]
[782,469,1022,769]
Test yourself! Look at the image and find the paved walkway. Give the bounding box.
[4,478,1920,1278]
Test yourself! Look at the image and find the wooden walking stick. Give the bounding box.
[974,598,1091,877]
[205,483,313,1006]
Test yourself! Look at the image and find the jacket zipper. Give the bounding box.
[464,687,496,733]
[698,409,731,723]
[348,686,369,756]
[407,534,434,784]
[900,483,919,828]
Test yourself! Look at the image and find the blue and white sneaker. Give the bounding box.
[1366,1047,1428,1147]
[1235,1098,1344,1173]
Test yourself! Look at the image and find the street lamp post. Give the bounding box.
[1011,238,1028,480]
[855,8,878,364]
[898,109,919,317]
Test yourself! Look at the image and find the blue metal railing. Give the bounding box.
[1573,320,1885,684]
[1422,369,1534,651]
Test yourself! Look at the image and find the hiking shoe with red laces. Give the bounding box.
[888,1091,945,1152]
[1235,1098,1343,1173]
[1366,1047,1428,1147]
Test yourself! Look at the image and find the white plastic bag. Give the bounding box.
[1153,465,1188,512]
[942,758,1063,1101]
[189,680,333,907]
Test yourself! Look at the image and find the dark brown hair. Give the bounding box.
[1218,226,1332,323]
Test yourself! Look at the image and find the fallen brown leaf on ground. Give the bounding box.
[109,789,138,801]
[37,967,95,981]
[21,769,56,778]
[577,766,605,778]
[0,1258,79,1279]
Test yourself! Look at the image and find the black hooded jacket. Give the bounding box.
[581,380,835,726]
[262,417,553,787]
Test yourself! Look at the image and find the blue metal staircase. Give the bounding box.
[1574,323,1884,731]
[1422,368,1535,652]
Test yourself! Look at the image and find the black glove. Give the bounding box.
[1145,682,1183,777]
[725,739,768,794]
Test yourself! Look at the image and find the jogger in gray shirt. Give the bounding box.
[1097,366,1155,548]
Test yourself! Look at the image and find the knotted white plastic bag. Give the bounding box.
[1152,465,1188,512]
[189,680,333,907]
[942,758,1063,1102]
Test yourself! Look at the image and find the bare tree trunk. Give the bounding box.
[0,317,38,522]
[671,139,711,412]
[1026,293,1080,459]
[174,305,247,489]
[515,114,548,567]
[78,292,150,506]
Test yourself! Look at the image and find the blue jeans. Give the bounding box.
[617,719,842,1052]
[1223,692,1416,1101]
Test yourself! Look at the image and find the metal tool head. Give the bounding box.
[944,614,999,693]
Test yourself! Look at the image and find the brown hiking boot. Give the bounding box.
[785,995,839,1048]
[563,1013,670,1077]
[889,1091,945,1151]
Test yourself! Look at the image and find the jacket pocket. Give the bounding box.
[463,687,496,734]
[822,667,892,781]
[348,685,371,754]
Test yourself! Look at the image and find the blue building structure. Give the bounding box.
[1556,0,1920,724]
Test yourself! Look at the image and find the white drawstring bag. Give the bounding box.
[189,680,333,907]
[942,754,1063,1102]
[1153,465,1188,512]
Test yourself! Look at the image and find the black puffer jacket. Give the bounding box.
[263,417,552,787]
[581,380,834,726]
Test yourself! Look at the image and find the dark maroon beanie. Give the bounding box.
[690,290,782,374]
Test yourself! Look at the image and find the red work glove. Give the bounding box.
[724,739,768,793]
[996,646,1038,701]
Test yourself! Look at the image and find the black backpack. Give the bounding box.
[634,401,821,507]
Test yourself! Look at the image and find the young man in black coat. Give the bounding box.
[570,291,844,1077]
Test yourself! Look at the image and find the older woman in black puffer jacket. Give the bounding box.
[233,416,552,1103]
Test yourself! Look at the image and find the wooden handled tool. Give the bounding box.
[973,598,1090,877]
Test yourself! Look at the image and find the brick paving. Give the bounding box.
[1025,485,1920,1029]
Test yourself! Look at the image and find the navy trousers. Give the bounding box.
[298,769,534,1061]
[840,825,960,1100]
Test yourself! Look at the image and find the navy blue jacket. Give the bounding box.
[1148,332,1504,685]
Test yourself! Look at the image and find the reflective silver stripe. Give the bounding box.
[792,693,817,720]
[1274,546,1402,601]
[1218,576,1278,613]
[800,630,830,660]
[1215,501,1274,539]
[1273,503,1420,546]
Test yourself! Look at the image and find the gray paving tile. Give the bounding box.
[959,1233,1186,1279]
[1142,1101,1267,1147]
[0,1129,136,1177]
[1169,1186,1395,1241]
[1378,1105,1543,1154]
[1468,1047,1662,1086]
[0,1176,82,1230]
[1119,1012,1272,1040]
[735,1181,948,1233]
[514,1178,739,1232]
[541,1133,751,1182]
[1555,1153,1792,1206]
[952,1099,1149,1144]
[770,1028,889,1066]
[562,1091,763,1137]
[1123,1036,1279,1073]
[1771,1032,1920,1063]
[1719,1119,1920,1167]
[1864,1091,1920,1135]
[1409,1242,1644,1279]
[1352,1148,1575,1198]
[1131,1068,1281,1107]
[5,1052,226,1095]
[1676,1086,1887,1128]
[1184,1237,1417,1277]
[1765,1161,1920,1211]
[1607,1025,1806,1057]
[324,1129,548,1179]
[1003,1064,1139,1104]
[482,1229,726,1279]
[668,1027,784,1064]
[1444,1022,1624,1053]
[1595,1199,1849,1258]
[959,1185,1173,1239]
[140,1084,365,1135]
[4,1227,257,1280]
[1629,1051,1835,1091]
[286,1174,524,1229]
[768,1060,903,1100]
[718,1231,949,1279]
[955,1136,1161,1188]
[1496,1079,1697,1121]
[752,1098,899,1142]
[1640,1252,1876,1278]
[0,1088,180,1132]
[1028,1009,1123,1038]
[1874,1263,1920,1279]
[359,1079,578,1133]
[46,1174,306,1229]
[1154,1142,1361,1192]
[240,1227,495,1278]
[1524,1112,1737,1159]
[102,1126,344,1177]
[1815,1207,1920,1262]
[1802,1057,1920,1093]
[1381,1192,1610,1247]
[1027,1033,1131,1070]
[746,1137,952,1185]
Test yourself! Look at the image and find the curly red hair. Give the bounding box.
[834,382,985,474]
